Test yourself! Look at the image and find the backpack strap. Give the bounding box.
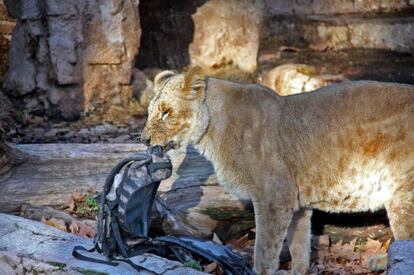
[72,245,118,267]
[72,245,145,272]
[110,218,130,258]
[147,161,172,174]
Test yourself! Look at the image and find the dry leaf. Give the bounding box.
[41,217,68,232]
[77,223,96,238]
[69,222,80,234]
[72,192,87,202]
[204,262,218,273]
[382,238,392,250]
[67,197,75,212]
[68,221,96,238]
[362,238,383,254]
[330,238,359,261]
[227,234,255,250]
[360,238,387,268]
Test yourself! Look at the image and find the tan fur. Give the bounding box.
[142,68,414,275]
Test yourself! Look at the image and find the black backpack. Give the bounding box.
[73,146,254,274]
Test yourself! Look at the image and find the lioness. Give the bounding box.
[142,67,414,274]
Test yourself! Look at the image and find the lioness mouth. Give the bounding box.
[163,141,177,153]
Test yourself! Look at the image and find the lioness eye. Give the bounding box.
[161,110,169,120]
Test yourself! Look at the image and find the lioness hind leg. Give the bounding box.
[385,187,414,240]
[369,184,414,272]
[287,209,312,275]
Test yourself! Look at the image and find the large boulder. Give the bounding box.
[0,213,207,275]
[387,240,414,275]
[83,0,141,118]
[2,0,141,120]
[189,0,263,79]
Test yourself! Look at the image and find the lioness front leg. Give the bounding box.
[252,198,295,275]
[287,209,312,275]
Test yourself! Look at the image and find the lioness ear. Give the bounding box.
[154,70,175,90]
[182,66,205,98]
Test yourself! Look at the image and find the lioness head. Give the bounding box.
[141,66,209,150]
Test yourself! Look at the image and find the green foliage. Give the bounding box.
[86,196,99,210]
[74,194,99,219]
[201,207,254,221]
[75,269,108,275]
[184,260,203,271]
[46,261,67,269]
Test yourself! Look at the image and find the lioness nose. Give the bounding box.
[140,132,151,146]
[141,127,151,146]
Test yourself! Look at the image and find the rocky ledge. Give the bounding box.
[0,213,206,275]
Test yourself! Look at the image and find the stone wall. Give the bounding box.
[264,0,414,15]
[262,0,414,53]
[2,0,140,120]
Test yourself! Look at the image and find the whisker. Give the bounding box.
[129,134,142,143]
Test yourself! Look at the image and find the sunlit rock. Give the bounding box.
[261,64,347,96]
[304,18,414,53]
[189,0,263,79]
[263,0,414,15]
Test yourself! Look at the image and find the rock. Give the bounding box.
[0,213,207,275]
[3,23,37,95]
[0,89,15,131]
[264,14,414,54]
[0,254,16,274]
[46,0,83,18]
[47,17,83,85]
[263,0,414,15]
[4,0,42,20]
[3,0,141,120]
[107,134,131,143]
[77,128,90,137]
[47,87,83,120]
[387,240,414,275]
[90,123,118,136]
[0,20,14,34]
[305,16,414,54]
[132,68,154,109]
[189,0,263,79]
[0,35,11,83]
[83,0,141,117]
[261,64,347,96]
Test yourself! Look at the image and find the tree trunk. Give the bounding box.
[0,143,252,240]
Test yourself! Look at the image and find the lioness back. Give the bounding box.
[276,81,414,214]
